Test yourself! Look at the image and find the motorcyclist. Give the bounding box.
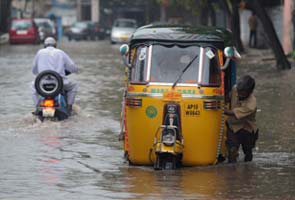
[224,75,258,163]
[31,37,78,113]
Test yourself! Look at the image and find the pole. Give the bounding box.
[91,0,99,22]
[77,0,81,21]
[32,0,35,18]
[283,0,292,54]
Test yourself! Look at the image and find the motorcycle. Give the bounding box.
[33,70,70,121]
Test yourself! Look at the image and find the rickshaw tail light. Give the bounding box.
[126,98,142,108]
[203,100,221,110]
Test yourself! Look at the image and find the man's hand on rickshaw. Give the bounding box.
[224,109,235,116]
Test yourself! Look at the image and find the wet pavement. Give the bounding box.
[0,41,295,200]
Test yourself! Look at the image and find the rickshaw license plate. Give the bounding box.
[163,91,182,101]
[42,107,55,117]
[184,104,201,117]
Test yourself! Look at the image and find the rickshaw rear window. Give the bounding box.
[130,44,221,86]
[150,45,200,84]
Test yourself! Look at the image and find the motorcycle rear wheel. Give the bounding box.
[35,70,63,98]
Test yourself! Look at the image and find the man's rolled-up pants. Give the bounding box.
[31,80,78,106]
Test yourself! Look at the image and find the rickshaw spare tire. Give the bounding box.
[35,70,63,98]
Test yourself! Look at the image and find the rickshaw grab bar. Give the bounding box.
[220,57,231,70]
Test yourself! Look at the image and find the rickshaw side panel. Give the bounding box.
[180,99,223,165]
[126,97,163,165]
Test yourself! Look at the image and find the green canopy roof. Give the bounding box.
[130,24,234,47]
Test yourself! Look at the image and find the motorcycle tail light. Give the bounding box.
[41,99,55,107]
[126,98,142,107]
[203,100,221,110]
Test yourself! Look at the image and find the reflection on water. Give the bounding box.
[0,42,295,199]
[105,161,295,200]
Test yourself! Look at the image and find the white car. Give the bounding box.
[110,18,137,44]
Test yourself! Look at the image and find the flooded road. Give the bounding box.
[0,41,294,200]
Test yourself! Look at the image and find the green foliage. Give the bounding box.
[155,0,213,17]
[102,0,150,7]
[179,0,206,15]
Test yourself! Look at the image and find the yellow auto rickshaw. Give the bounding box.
[119,25,240,169]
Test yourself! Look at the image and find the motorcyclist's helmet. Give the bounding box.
[237,75,255,100]
[44,37,57,48]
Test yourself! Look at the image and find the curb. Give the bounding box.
[0,33,9,44]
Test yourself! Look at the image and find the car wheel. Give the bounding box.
[35,70,63,98]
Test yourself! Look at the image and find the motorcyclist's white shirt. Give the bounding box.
[32,46,77,82]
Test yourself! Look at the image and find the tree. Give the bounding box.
[292,4,295,49]
[104,0,291,70]
[216,0,244,52]
[231,0,244,52]
[161,0,244,51]
[246,0,291,70]
[159,0,169,22]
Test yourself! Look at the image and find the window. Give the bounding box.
[114,20,137,28]
[150,45,200,84]
[75,22,87,29]
[131,46,148,83]
[11,20,33,30]
[37,22,51,29]
[199,47,221,86]
[130,44,221,86]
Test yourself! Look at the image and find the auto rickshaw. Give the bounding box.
[119,25,240,169]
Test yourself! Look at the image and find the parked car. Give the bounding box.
[9,18,39,44]
[34,18,56,42]
[93,22,107,40]
[65,21,90,41]
[65,21,105,41]
[110,18,137,44]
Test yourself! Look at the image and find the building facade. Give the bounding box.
[0,0,11,33]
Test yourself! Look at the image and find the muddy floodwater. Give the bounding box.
[0,41,295,200]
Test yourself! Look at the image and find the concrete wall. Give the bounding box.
[91,0,99,22]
